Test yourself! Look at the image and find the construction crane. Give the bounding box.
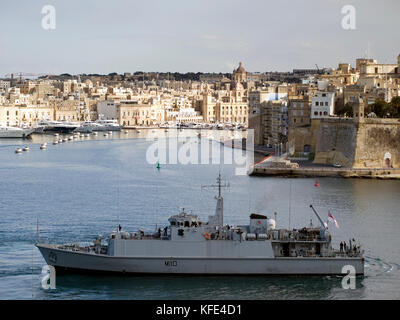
[3,72,52,82]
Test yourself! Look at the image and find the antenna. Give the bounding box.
[288,180,292,230]
[36,217,39,244]
[201,172,229,198]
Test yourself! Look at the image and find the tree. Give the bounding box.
[389,96,400,118]
[336,102,353,117]
[365,99,390,118]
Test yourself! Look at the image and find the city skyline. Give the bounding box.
[1,0,399,75]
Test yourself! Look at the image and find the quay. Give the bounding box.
[250,166,400,179]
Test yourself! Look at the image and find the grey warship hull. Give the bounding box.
[37,243,364,275]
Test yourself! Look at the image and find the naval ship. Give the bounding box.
[36,174,364,275]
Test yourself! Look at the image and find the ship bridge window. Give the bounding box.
[170,221,176,226]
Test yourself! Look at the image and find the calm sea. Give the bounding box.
[0,129,399,299]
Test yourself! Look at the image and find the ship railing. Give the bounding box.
[334,250,363,258]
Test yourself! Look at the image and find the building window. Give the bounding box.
[315,102,319,106]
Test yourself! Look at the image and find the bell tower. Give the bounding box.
[353,97,364,124]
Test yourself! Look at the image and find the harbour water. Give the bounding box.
[0,129,399,299]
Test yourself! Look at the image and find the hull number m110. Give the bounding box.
[164,260,177,267]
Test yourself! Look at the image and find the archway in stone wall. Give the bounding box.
[383,152,392,168]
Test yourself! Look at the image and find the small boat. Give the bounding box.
[0,125,35,138]
[23,146,29,152]
[40,144,47,150]
[53,141,58,145]
[15,148,22,154]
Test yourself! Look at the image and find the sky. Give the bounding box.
[0,0,399,75]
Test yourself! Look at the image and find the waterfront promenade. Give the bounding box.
[250,165,400,179]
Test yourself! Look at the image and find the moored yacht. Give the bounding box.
[94,119,121,131]
[37,120,79,134]
[0,125,35,138]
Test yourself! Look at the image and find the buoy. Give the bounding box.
[157,162,161,170]
[314,180,319,187]
[23,146,29,152]
[15,148,22,154]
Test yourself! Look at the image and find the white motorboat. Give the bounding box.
[94,119,121,131]
[0,125,35,138]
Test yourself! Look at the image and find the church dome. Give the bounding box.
[235,62,245,73]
